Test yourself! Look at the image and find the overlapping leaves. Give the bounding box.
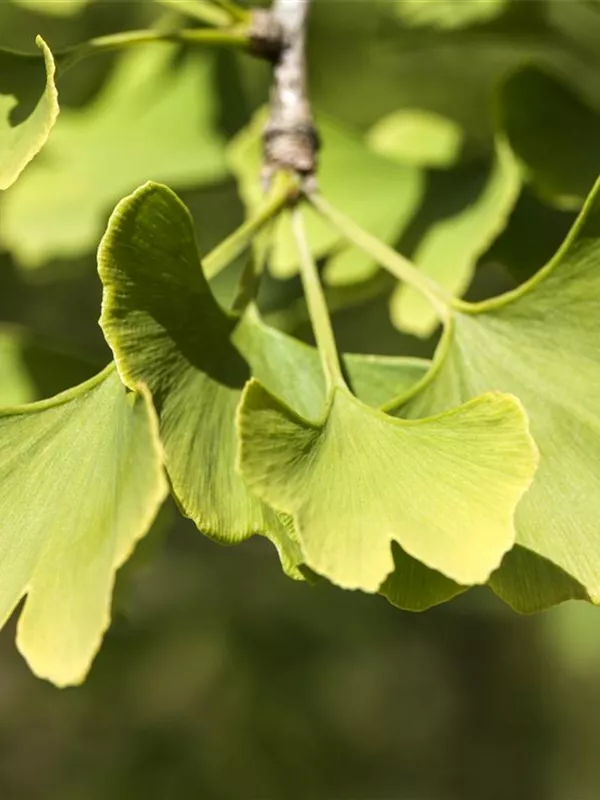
[238,376,537,591]
[98,182,450,597]
[389,179,600,610]
[0,44,227,267]
[234,201,538,594]
[96,175,600,612]
[3,0,600,698]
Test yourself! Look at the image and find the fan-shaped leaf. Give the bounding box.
[98,181,464,608]
[0,37,58,190]
[394,179,600,610]
[0,44,227,267]
[238,379,537,591]
[0,365,167,685]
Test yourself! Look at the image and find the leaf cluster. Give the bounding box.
[1,0,600,686]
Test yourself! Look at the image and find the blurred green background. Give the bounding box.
[2,1,600,798]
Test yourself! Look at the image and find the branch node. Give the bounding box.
[263,0,318,185]
[249,9,284,62]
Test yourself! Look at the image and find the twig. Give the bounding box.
[57,27,251,75]
[263,0,319,187]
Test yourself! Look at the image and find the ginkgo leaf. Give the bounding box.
[390,137,520,337]
[0,44,227,267]
[393,178,600,611]
[11,0,87,15]
[366,109,463,169]
[98,182,269,545]
[238,380,538,592]
[228,109,422,280]
[380,543,466,611]
[499,64,600,209]
[489,547,589,613]
[98,182,434,575]
[0,364,167,686]
[395,0,508,30]
[97,181,463,607]
[0,37,58,190]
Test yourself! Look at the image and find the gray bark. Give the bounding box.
[263,0,319,185]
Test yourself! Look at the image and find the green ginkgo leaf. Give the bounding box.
[499,65,600,209]
[228,109,422,280]
[395,0,508,30]
[237,199,537,594]
[390,137,521,337]
[380,543,466,611]
[0,37,58,190]
[97,181,426,526]
[392,178,600,610]
[0,44,227,267]
[366,108,463,170]
[99,182,273,545]
[98,181,462,606]
[489,546,588,613]
[238,378,537,592]
[0,365,167,686]
[11,0,87,15]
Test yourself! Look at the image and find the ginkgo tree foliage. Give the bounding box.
[1,0,600,686]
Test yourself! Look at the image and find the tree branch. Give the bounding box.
[263,0,319,186]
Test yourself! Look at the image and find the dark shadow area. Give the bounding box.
[0,49,46,126]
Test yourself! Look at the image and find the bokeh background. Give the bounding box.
[2,1,600,798]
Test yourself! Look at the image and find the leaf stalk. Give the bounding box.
[308,192,452,323]
[58,26,251,75]
[292,206,346,392]
[203,171,297,281]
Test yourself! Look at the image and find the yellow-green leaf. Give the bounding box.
[98,181,458,607]
[0,44,227,267]
[238,380,537,592]
[367,109,463,169]
[0,37,58,190]
[0,365,167,685]
[394,178,600,610]
[390,137,520,337]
